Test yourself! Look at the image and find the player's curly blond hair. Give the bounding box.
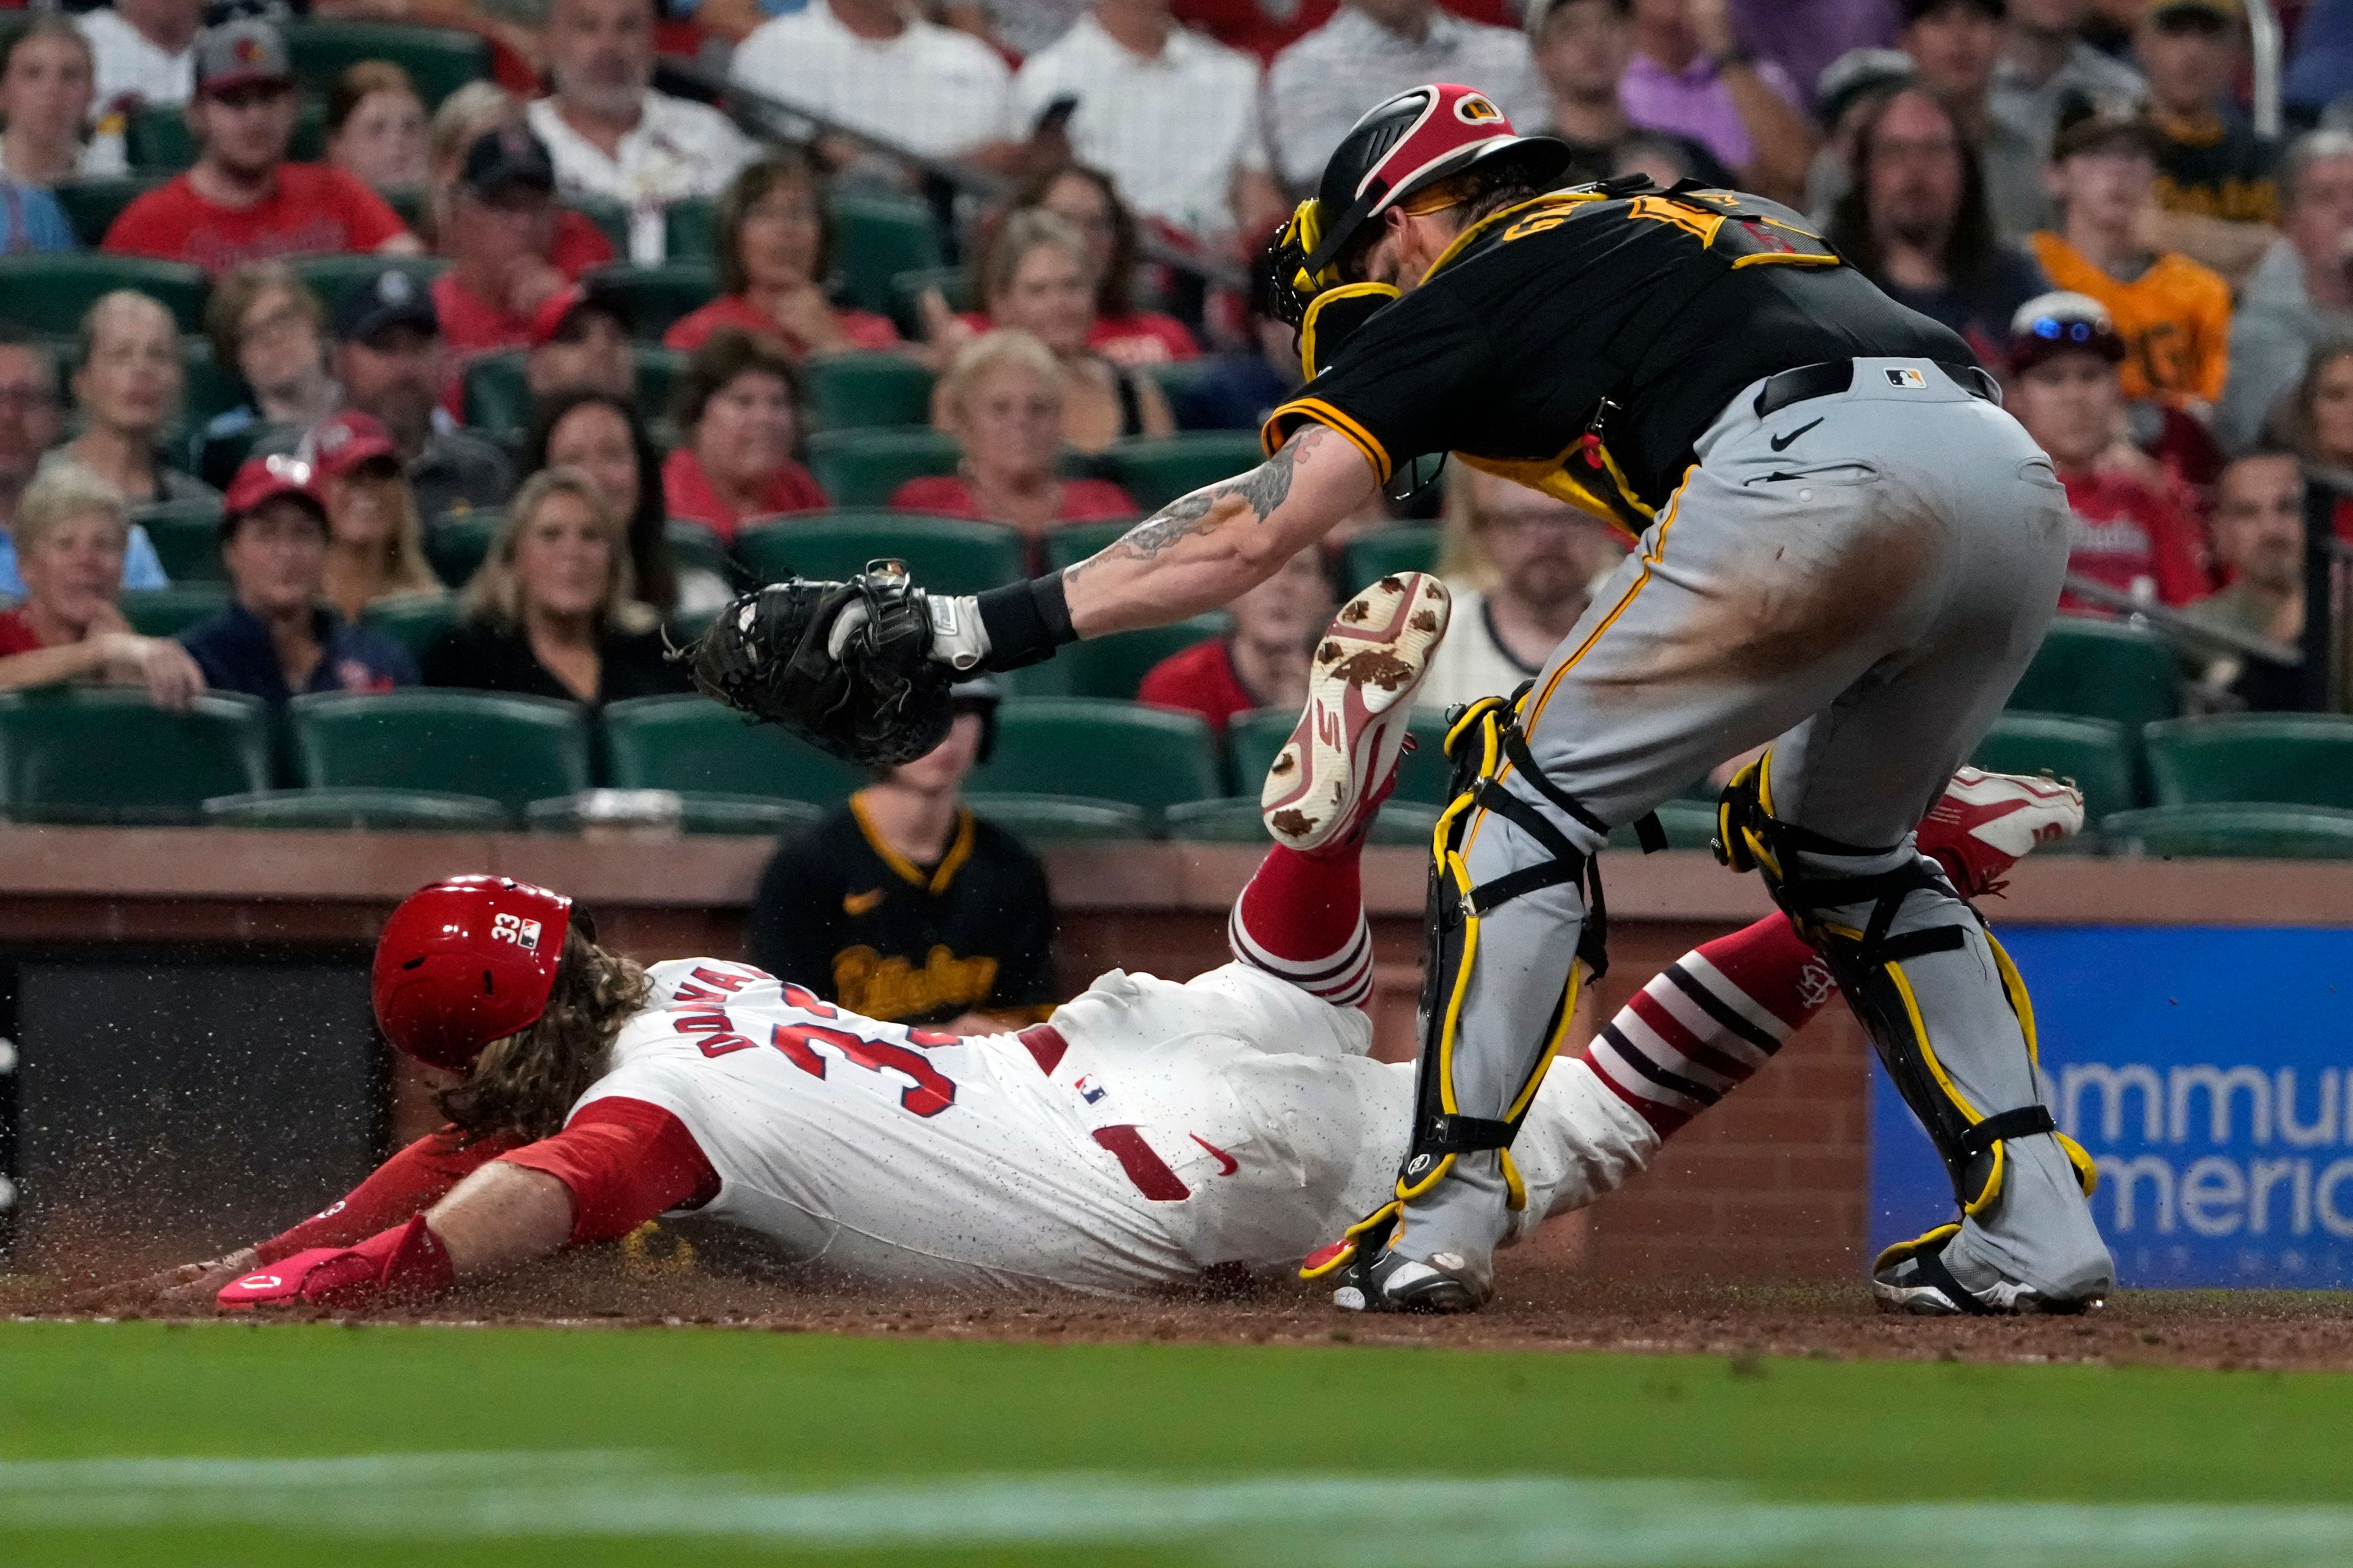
[438,926,651,1143]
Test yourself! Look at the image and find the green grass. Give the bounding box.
[2,1320,2349,1566]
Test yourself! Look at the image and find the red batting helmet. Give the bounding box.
[1298,83,1571,282]
[371,876,574,1072]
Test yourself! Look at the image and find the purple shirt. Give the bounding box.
[1620,49,1803,174]
[1730,0,1898,104]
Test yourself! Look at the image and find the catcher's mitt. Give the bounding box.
[681,564,954,768]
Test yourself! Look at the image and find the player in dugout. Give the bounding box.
[105,578,2083,1316]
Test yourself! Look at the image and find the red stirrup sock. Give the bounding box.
[1577,915,1833,1137]
[1229,843,1373,1007]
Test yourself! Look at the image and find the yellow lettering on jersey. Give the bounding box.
[843,888,885,916]
[1624,194,1724,245]
[832,944,999,1022]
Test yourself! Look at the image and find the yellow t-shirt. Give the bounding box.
[2028,232,2232,407]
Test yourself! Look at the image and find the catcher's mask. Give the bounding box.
[1289,82,1571,292]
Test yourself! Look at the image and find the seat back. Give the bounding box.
[282,20,491,105]
[460,350,531,444]
[2007,616,2180,732]
[963,793,1150,843]
[1969,713,2139,824]
[2101,803,2353,860]
[1102,433,1268,510]
[424,514,499,591]
[289,254,450,313]
[0,689,270,823]
[803,352,936,431]
[1228,705,1453,805]
[1058,614,1229,701]
[664,197,717,260]
[969,698,1220,811]
[2143,714,2353,809]
[584,263,719,340]
[601,695,868,802]
[664,520,736,584]
[803,428,961,506]
[832,195,944,316]
[362,594,461,661]
[123,586,230,638]
[203,787,509,830]
[735,512,1027,595]
[1339,526,1442,594]
[53,176,164,247]
[291,690,592,810]
[129,498,225,583]
[0,254,207,334]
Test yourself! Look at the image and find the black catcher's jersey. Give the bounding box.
[1264,183,1972,531]
[746,794,1055,1027]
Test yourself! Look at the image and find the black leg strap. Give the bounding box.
[1957,1105,2056,1164]
[1420,1112,1517,1153]
[1909,1234,2000,1316]
[1632,812,1667,854]
[1462,781,1588,917]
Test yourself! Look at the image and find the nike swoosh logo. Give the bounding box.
[1191,1134,1238,1176]
[1769,417,1823,452]
[843,889,884,915]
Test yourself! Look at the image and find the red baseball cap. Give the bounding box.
[308,409,400,479]
[221,453,325,535]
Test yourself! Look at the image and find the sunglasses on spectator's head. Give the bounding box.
[2029,316,2103,344]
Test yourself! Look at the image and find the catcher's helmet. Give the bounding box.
[1298,83,1571,282]
[371,876,574,1072]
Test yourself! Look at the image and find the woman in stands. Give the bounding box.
[525,388,729,616]
[1136,545,1330,734]
[0,20,116,185]
[887,330,1134,546]
[0,460,204,707]
[2285,341,2353,546]
[326,61,431,194]
[54,291,217,508]
[306,409,444,624]
[195,263,343,488]
[662,150,902,360]
[421,467,688,705]
[660,328,828,543]
[1016,165,1200,368]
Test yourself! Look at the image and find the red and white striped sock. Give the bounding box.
[1578,914,1835,1137]
[1228,843,1373,1007]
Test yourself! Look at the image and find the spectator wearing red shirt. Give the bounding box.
[661,328,828,543]
[1136,547,1332,727]
[423,82,613,281]
[2006,291,2211,612]
[0,460,204,706]
[889,330,1135,545]
[662,150,901,359]
[1020,165,1203,368]
[430,123,597,384]
[102,20,419,276]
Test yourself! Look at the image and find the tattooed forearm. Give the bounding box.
[1077,426,1328,575]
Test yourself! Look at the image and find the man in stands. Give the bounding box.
[2181,450,2317,711]
[2219,132,2353,450]
[1989,0,2144,157]
[102,20,420,276]
[2006,291,2211,611]
[429,124,591,382]
[1900,0,2052,240]
[729,0,1015,164]
[77,0,199,115]
[528,0,756,265]
[2138,0,2279,284]
[0,330,69,567]
[1616,0,1817,205]
[1530,0,1737,189]
[525,281,637,403]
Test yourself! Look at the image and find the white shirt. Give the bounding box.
[1411,585,1550,716]
[77,8,194,113]
[528,91,759,264]
[1265,7,1545,192]
[1010,15,1267,240]
[730,1,1012,162]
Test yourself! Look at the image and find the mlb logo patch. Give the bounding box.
[1885,367,1928,388]
[491,912,542,951]
[1075,1074,1106,1105]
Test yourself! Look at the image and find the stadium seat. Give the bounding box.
[803,352,935,431]
[585,263,718,341]
[1340,526,1442,593]
[282,20,491,107]
[1143,359,1213,411]
[425,515,499,590]
[1969,713,2139,825]
[664,197,716,261]
[1163,796,1438,847]
[562,194,632,257]
[128,498,225,584]
[523,790,824,836]
[832,195,943,317]
[601,693,867,801]
[203,787,509,830]
[123,586,229,638]
[1102,433,1267,510]
[665,521,735,585]
[362,594,461,661]
[129,101,324,172]
[1056,613,1227,701]
[969,698,1220,813]
[2100,803,2353,860]
[177,342,245,434]
[0,254,207,335]
[0,689,270,824]
[53,176,163,247]
[1042,520,1131,573]
[461,352,531,442]
[289,254,449,311]
[637,345,683,418]
[802,428,960,506]
[290,690,592,810]
[2143,714,2353,809]
[1227,705,1452,805]
[733,512,1027,596]
[888,266,971,337]
[964,793,1150,842]
[2007,616,2180,733]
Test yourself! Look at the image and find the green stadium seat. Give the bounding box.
[2143,714,2353,809]
[1340,526,1442,593]
[2100,803,2353,860]
[289,254,449,311]
[833,196,943,317]
[362,594,461,661]
[1228,705,1452,806]
[966,793,1151,842]
[461,352,530,442]
[888,266,971,338]
[123,585,229,638]
[637,345,683,418]
[1042,520,1131,573]
[290,689,591,810]
[523,790,825,836]
[664,197,716,261]
[585,263,717,341]
[803,352,935,431]
[282,21,491,107]
[970,698,1220,813]
[1102,433,1267,510]
[128,498,225,583]
[1163,796,1438,847]
[1970,713,2139,825]
[203,787,509,830]
[803,428,960,506]
[562,194,632,256]
[2007,616,2180,732]
[601,694,867,802]
[733,512,1027,595]
[129,101,324,172]
[1605,798,1720,852]
[664,521,735,585]
[424,515,499,590]
[53,176,164,247]
[0,254,208,335]
[177,341,244,430]
[1058,613,1227,702]
[0,689,270,824]
[1143,358,1214,411]
[385,186,427,233]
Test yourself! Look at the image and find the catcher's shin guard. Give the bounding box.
[1302,691,1610,1283]
[1711,757,2096,1221]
